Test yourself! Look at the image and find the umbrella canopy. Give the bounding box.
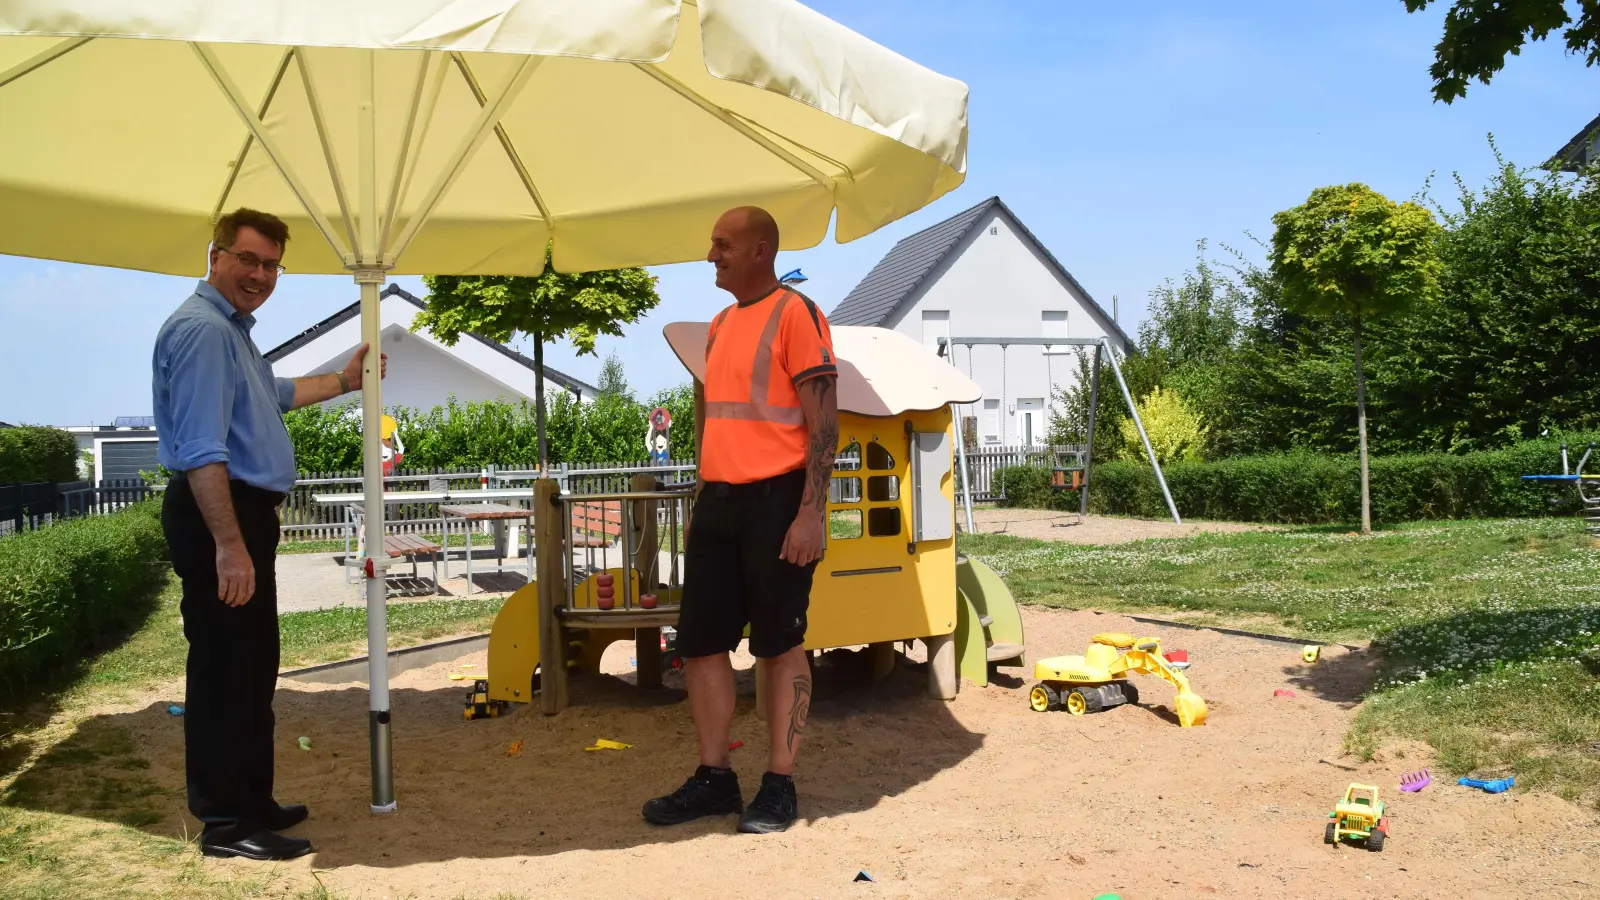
[0,0,968,276]
[0,0,968,812]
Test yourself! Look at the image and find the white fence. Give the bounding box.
[960,444,1086,502]
[279,460,696,541]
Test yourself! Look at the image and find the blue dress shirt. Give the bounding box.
[152,281,299,494]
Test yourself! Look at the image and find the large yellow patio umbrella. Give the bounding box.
[0,0,968,810]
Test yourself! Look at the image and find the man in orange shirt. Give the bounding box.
[643,206,838,834]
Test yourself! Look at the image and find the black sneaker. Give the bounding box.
[737,772,798,834]
[642,765,743,825]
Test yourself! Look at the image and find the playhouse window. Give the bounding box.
[830,476,862,504]
[867,507,901,537]
[866,441,895,470]
[829,509,863,540]
[867,475,899,502]
[835,441,862,471]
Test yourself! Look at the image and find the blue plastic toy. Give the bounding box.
[780,268,807,285]
[1458,776,1514,793]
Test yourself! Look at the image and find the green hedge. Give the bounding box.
[0,426,78,484]
[998,436,1600,524]
[0,501,168,691]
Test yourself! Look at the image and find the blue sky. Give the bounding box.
[2,0,1595,425]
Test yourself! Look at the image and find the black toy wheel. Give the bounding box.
[1120,680,1140,706]
[1325,822,1337,845]
[1367,827,1385,852]
[1029,683,1060,712]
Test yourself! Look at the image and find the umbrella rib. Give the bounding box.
[387,55,542,266]
[379,51,437,257]
[192,43,354,266]
[450,52,552,229]
[211,47,296,227]
[297,50,360,258]
[0,36,91,91]
[633,63,833,189]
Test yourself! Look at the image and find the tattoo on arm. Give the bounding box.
[800,377,838,515]
[787,673,813,753]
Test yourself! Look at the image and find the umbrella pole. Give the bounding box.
[356,49,395,813]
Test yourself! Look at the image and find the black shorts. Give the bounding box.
[676,468,817,659]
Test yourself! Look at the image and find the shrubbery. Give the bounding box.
[0,426,78,484]
[0,501,168,690]
[283,386,697,473]
[998,435,1598,524]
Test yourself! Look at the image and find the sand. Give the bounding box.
[968,509,1274,544]
[92,606,1599,899]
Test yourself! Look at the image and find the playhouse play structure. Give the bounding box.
[472,323,1029,716]
[1027,631,1208,727]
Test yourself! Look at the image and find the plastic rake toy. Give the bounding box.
[1400,769,1431,793]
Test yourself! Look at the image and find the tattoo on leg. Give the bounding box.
[786,673,813,754]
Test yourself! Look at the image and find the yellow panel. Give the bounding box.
[804,407,958,650]
[486,581,539,704]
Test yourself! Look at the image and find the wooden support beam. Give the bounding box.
[535,478,569,714]
[631,473,663,690]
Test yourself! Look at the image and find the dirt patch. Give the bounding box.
[971,509,1275,544]
[35,607,1600,899]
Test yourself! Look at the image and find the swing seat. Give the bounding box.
[1051,468,1082,490]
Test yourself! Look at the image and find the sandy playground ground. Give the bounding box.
[68,606,1600,899]
[967,509,1274,544]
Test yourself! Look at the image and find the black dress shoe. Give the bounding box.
[266,803,308,831]
[200,830,313,861]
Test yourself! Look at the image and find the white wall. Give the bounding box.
[883,208,1124,446]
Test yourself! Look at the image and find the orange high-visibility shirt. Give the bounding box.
[700,286,837,484]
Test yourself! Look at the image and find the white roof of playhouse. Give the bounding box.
[663,321,981,417]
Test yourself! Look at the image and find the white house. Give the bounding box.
[264,284,597,413]
[829,196,1131,447]
[1553,112,1600,172]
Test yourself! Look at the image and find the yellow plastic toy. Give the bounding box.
[1027,632,1208,727]
[1325,783,1388,851]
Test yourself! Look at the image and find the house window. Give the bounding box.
[982,399,1001,444]
[922,310,950,357]
[1042,311,1068,354]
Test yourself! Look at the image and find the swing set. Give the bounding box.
[937,335,1181,525]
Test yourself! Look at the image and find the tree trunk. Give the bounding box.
[1353,310,1371,535]
[533,330,548,470]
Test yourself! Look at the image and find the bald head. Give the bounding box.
[707,205,782,302]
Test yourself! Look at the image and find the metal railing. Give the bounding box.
[559,485,693,622]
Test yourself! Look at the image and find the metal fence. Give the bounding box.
[279,460,697,541]
[0,479,159,538]
[958,444,1087,502]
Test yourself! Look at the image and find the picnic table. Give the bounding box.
[441,502,535,593]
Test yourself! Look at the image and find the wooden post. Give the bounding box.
[535,478,569,714]
[631,473,663,690]
[925,633,958,700]
[868,641,896,684]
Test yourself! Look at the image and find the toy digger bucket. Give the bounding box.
[1174,687,1208,728]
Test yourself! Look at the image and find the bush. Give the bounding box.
[996,434,1600,524]
[1075,432,1600,522]
[1117,385,1207,464]
[0,426,78,484]
[0,501,168,691]
[993,464,1077,511]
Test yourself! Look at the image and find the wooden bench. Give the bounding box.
[345,503,442,594]
[570,501,624,549]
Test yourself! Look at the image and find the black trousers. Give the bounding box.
[161,475,285,841]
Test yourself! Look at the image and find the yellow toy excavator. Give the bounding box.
[1028,632,1208,727]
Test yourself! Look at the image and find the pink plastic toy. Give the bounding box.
[1400,769,1431,793]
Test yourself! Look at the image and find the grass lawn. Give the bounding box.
[960,518,1600,806]
[0,575,506,900]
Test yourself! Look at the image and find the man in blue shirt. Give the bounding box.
[154,208,386,862]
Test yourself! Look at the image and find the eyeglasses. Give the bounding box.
[218,247,286,276]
